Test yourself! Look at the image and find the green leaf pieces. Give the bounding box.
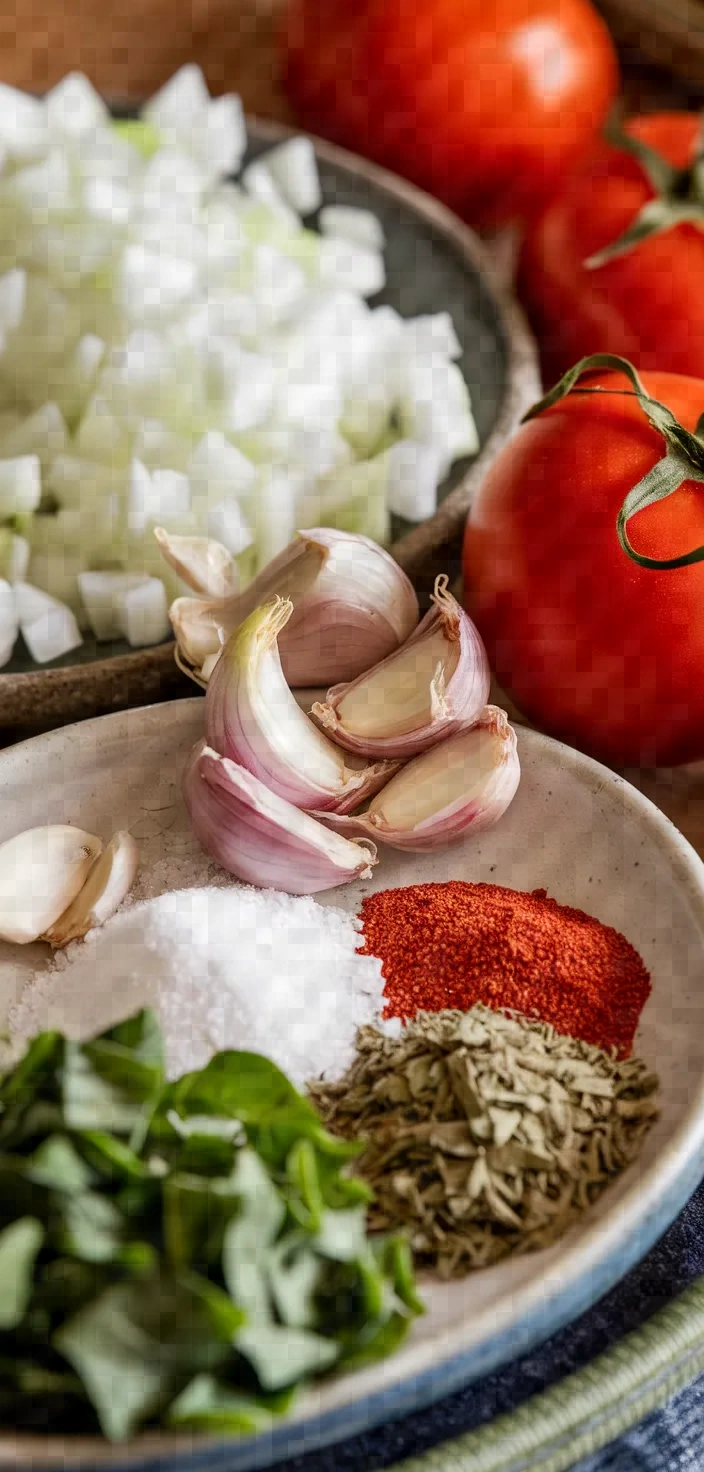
[167,1374,286,1434]
[55,1283,177,1441]
[523,353,704,570]
[0,1218,44,1328]
[586,118,704,268]
[0,1011,422,1439]
[237,1323,338,1391]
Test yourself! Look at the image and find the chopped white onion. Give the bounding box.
[0,530,29,583]
[207,497,254,556]
[0,86,49,161]
[264,137,322,216]
[0,65,478,666]
[78,570,151,640]
[319,205,385,251]
[17,582,83,663]
[0,577,17,667]
[116,575,170,647]
[241,160,300,229]
[318,236,385,297]
[0,455,41,517]
[387,439,444,521]
[45,74,110,139]
[404,312,462,361]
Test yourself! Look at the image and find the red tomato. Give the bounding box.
[519,114,704,384]
[283,0,618,230]
[462,366,704,767]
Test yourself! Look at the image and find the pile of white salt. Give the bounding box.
[7,886,387,1087]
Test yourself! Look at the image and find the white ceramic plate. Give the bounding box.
[1,697,704,1472]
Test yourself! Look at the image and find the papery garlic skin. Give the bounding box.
[0,825,103,944]
[171,595,223,680]
[312,576,490,759]
[154,527,238,599]
[313,708,520,852]
[164,528,418,688]
[42,831,139,947]
[277,528,418,686]
[205,596,401,813]
[183,740,378,894]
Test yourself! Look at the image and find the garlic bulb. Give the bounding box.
[42,831,139,947]
[313,576,490,759]
[316,708,520,852]
[205,596,400,813]
[154,527,238,599]
[0,825,103,944]
[163,527,419,688]
[183,740,378,894]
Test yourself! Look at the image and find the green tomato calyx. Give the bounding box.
[585,119,704,270]
[523,353,704,571]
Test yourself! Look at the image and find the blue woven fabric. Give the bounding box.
[278,1176,704,1472]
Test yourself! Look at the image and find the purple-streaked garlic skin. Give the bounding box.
[204,598,402,813]
[311,708,520,852]
[311,576,490,759]
[182,740,378,894]
[166,527,419,689]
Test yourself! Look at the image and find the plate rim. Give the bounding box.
[1,698,704,1468]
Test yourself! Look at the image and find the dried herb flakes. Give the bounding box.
[309,1006,659,1279]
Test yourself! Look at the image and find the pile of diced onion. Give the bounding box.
[0,66,478,667]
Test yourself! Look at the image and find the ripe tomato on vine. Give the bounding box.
[463,357,704,767]
[519,113,704,382]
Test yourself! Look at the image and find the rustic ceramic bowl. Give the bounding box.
[1,698,703,1469]
[0,117,539,738]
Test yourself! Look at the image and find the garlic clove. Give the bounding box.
[312,575,490,758]
[0,825,103,944]
[170,595,223,677]
[205,596,401,813]
[279,528,419,686]
[183,740,378,894]
[154,527,239,599]
[314,708,520,852]
[41,831,139,948]
[163,528,419,689]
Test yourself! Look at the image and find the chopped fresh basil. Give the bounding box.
[0,1010,422,1439]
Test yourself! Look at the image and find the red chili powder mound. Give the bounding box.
[358,881,651,1058]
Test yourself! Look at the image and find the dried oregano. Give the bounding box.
[308,1005,660,1279]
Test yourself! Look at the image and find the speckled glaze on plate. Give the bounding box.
[0,117,540,734]
[1,697,704,1471]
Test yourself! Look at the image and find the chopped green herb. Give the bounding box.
[0,1011,422,1439]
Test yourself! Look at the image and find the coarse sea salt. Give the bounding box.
[6,886,386,1088]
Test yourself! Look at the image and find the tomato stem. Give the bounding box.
[584,120,704,269]
[523,354,704,570]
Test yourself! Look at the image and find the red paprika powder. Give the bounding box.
[358,881,651,1058]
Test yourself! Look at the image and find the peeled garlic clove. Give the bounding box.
[0,825,103,944]
[170,595,223,675]
[205,596,400,813]
[313,575,490,758]
[165,528,419,689]
[41,831,139,948]
[315,708,520,852]
[183,740,378,894]
[154,527,239,599]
